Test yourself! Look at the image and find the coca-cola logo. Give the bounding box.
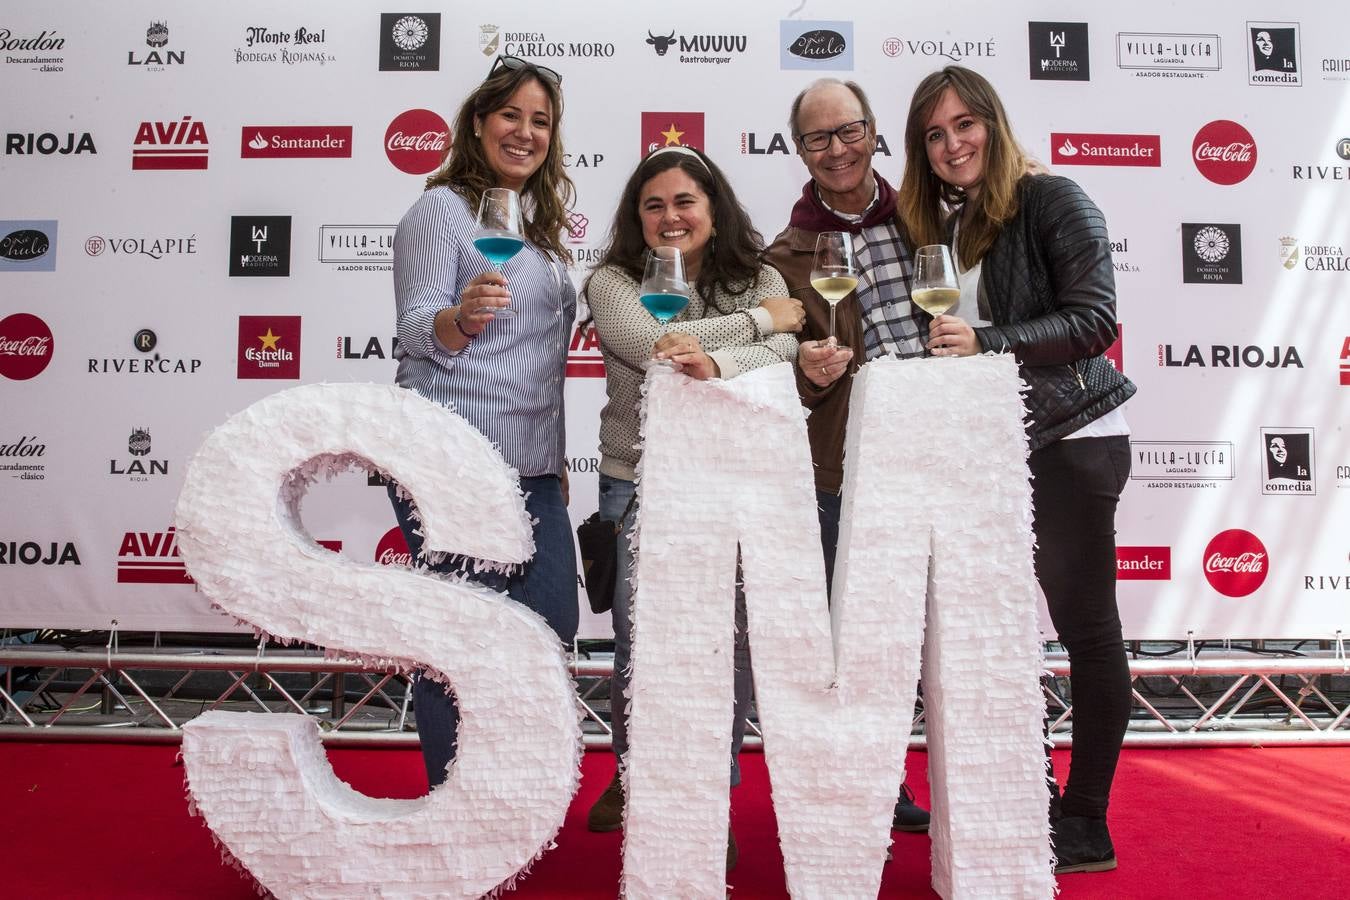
[0,313,54,381]
[1192,120,1257,185]
[1202,529,1269,597]
[374,526,414,568]
[384,108,450,175]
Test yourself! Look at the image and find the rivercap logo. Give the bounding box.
[1192,120,1257,185]
[0,313,54,381]
[1202,529,1268,597]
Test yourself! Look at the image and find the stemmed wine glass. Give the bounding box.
[638,246,690,368]
[810,232,858,343]
[912,245,961,355]
[473,188,524,318]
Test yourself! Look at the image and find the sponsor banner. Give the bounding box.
[234,25,334,66]
[1,541,79,566]
[0,313,54,381]
[238,315,301,379]
[780,21,853,70]
[375,526,413,567]
[1029,21,1089,80]
[319,225,394,264]
[880,36,995,62]
[5,131,95,156]
[1203,529,1269,597]
[1247,22,1301,86]
[0,220,57,272]
[117,528,192,584]
[131,117,208,170]
[1115,33,1220,75]
[241,125,352,159]
[644,29,747,64]
[1117,546,1171,580]
[336,336,397,360]
[566,321,604,378]
[1050,132,1160,166]
[1,434,47,482]
[640,111,704,155]
[84,233,197,260]
[1260,428,1315,495]
[1182,223,1242,284]
[1157,343,1302,370]
[127,20,185,70]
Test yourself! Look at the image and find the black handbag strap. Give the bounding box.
[613,492,637,534]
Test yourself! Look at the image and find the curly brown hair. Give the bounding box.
[425,65,575,260]
[898,66,1027,267]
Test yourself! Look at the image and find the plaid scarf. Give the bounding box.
[855,222,924,360]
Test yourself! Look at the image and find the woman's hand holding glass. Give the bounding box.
[454,271,512,336]
[639,246,692,368]
[652,332,718,379]
[799,339,854,388]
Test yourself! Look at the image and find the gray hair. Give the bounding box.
[788,78,877,139]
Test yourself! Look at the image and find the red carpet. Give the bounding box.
[2,743,1347,898]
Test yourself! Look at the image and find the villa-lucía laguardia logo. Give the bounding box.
[0,221,57,272]
[0,313,54,381]
[1202,529,1268,597]
[1260,428,1315,495]
[1182,223,1242,284]
[640,111,703,156]
[1115,32,1220,79]
[1130,440,1234,487]
[1050,133,1160,167]
[0,26,66,72]
[1247,21,1300,86]
[237,315,301,379]
[380,13,440,71]
[127,20,185,69]
[1028,21,1089,80]
[780,20,853,70]
[319,225,394,272]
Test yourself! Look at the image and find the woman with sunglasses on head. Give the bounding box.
[389,55,578,790]
[582,146,804,867]
[897,66,1136,875]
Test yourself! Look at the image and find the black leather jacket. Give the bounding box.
[968,175,1136,449]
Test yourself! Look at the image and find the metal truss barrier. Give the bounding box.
[2,644,1348,748]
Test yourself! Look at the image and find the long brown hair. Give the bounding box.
[586,147,765,308]
[898,66,1026,267]
[425,65,575,259]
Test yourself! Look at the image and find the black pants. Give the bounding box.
[1029,435,1133,819]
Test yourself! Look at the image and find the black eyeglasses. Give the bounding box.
[487,54,562,86]
[797,119,869,152]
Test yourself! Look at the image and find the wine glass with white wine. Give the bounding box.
[810,231,858,343]
[912,244,960,355]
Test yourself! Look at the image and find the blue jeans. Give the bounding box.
[600,473,752,786]
[388,475,579,789]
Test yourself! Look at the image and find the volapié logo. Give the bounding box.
[0,27,66,72]
[83,233,197,261]
[1050,133,1160,167]
[0,221,57,272]
[0,313,54,381]
[384,108,449,174]
[128,20,184,69]
[1191,120,1256,185]
[1182,223,1242,284]
[229,215,292,277]
[1261,428,1315,494]
[1029,21,1089,80]
[131,116,208,170]
[110,426,169,482]
[5,131,95,156]
[640,111,704,155]
[1247,22,1300,86]
[1116,546,1171,580]
[1116,33,1220,78]
[1,434,46,482]
[880,36,995,62]
[319,225,394,271]
[1203,529,1268,597]
[238,315,301,380]
[240,125,352,159]
[379,13,440,71]
[117,527,191,584]
[780,21,852,70]
[645,28,747,64]
[234,25,334,66]
[87,328,202,376]
[1131,441,1234,486]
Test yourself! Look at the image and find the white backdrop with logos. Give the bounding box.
[2,0,1347,639]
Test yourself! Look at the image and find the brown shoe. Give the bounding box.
[587,771,624,832]
[727,826,738,872]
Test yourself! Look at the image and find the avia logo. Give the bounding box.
[1116,546,1171,580]
[240,125,353,159]
[0,313,54,381]
[1202,529,1268,597]
[116,527,192,584]
[566,321,605,377]
[131,116,208,170]
[1050,133,1161,167]
[1192,120,1256,185]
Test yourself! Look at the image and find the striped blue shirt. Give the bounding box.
[393,186,575,477]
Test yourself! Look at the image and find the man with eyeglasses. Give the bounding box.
[763,78,929,836]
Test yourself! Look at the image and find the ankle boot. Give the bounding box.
[587,771,624,833]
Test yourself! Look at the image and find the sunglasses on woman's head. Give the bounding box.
[487,54,561,86]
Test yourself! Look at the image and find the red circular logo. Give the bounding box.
[384,109,450,175]
[374,526,414,568]
[0,313,54,381]
[1202,529,1269,597]
[1192,120,1257,185]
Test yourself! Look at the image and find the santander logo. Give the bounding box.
[0,313,54,381]
[1192,120,1257,185]
[248,133,268,150]
[1202,529,1269,597]
[1057,138,1078,157]
[384,108,450,175]
[375,526,414,568]
[1050,133,1161,167]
